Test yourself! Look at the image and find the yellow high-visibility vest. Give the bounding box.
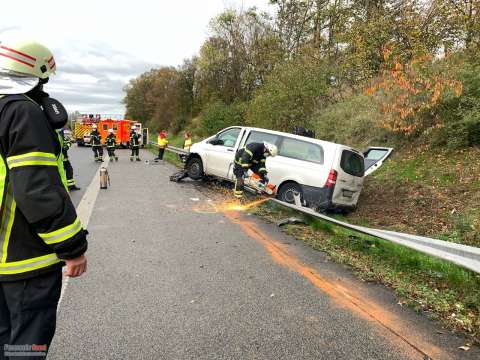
[158,137,168,148]
[184,138,192,151]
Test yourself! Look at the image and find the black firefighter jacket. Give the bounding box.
[0,94,88,281]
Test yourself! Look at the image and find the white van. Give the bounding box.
[185,126,392,211]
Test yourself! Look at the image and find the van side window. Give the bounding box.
[279,137,324,164]
[217,128,241,148]
[341,150,365,177]
[245,130,280,146]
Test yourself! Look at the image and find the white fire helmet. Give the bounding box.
[264,142,278,157]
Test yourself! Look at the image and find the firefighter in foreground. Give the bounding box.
[105,128,118,161]
[130,125,141,161]
[90,124,103,162]
[233,142,278,199]
[0,39,88,359]
[60,129,81,191]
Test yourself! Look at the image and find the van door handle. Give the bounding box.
[227,149,234,152]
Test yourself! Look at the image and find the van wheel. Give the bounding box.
[278,182,303,204]
[186,157,204,180]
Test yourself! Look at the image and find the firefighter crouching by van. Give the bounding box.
[90,124,103,162]
[233,142,278,199]
[155,130,168,162]
[105,129,118,161]
[130,125,141,161]
[0,39,88,358]
[60,129,81,191]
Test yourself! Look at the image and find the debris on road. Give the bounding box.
[277,217,307,227]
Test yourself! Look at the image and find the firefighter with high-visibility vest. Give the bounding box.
[178,131,192,163]
[90,124,103,162]
[155,130,168,162]
[105,129,118,162]
[130,125,141,161]
[233,142,278,199]
[60,129,81,191]
[0,39,88,358]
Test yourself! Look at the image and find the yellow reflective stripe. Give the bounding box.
[258,167,267,172]
[0,254,60,275]
[7,152,56,162]
[7,152,57,169]
[0,191,16,264]
[244,148,253,157]
[38,217,82,245]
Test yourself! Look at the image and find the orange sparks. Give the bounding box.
[193,198,270,214]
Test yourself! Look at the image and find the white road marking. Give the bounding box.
[57,159,110,310]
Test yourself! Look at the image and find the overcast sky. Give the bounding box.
[0,0,272,116]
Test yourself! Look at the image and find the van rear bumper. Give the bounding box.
[301,185,333,210]
[301,184,357,211]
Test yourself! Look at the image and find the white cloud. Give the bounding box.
[0,0,273,115]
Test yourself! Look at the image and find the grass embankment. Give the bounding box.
[253,146,480,344]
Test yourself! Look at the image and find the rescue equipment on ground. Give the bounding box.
[99,167,110,189]
[245,173,276,196]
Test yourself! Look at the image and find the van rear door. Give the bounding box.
[332,148,365,207]
[363,147,394,176]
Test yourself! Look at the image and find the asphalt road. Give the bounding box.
[48,146,479,360]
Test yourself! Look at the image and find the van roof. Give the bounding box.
[235,126,356,150]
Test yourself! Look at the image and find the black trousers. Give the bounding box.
[0,270,62,360]
[92,146,103,159]
[233,165,247,198]
[131,147,139,157]
[157,148,165,160]
[107,147,116,158]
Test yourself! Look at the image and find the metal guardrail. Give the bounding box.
[151,141,480,274]
[272,198,480,274]
[148,141,188,155]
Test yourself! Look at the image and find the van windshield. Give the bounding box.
[340,150,364,177]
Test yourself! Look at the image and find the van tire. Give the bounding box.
[186,157,204,180]
[277,182,303,205]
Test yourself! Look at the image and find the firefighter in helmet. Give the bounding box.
[90,123,103,162]
[129,125,141,161]
[233,142,278,199]
[0,39,88,357]
[60,128,81,191]
[105,128,118,162]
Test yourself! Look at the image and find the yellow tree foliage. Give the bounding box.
[366,47,463,135]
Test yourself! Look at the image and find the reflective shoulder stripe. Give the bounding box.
[0,253,60,274]
[38,217,82,245]
[244,148,253,158]
[7,152,57,169]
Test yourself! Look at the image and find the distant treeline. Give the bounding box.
[123,0,480,148]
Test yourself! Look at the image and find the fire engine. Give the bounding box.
[74,115,147,147]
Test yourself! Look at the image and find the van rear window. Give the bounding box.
[341,150,364,177]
